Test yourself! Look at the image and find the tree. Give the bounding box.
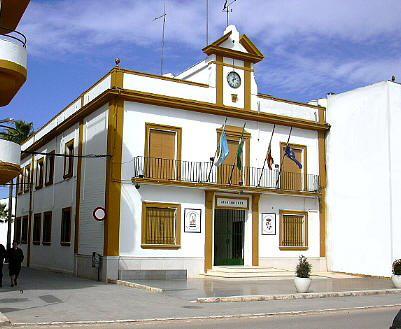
[0,203,7,223]
[0,120,34,144]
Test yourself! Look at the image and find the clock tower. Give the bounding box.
[203,25,264,111]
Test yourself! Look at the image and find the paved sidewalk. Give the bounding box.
[0,267,400,325]
[128,276,394,301]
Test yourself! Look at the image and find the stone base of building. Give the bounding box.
[259,257,327,272]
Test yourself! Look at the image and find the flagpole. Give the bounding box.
[275,126,293,189]
[257,124,275,187]
[228,122,246,185]
[207,117,227,182]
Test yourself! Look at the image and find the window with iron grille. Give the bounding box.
[61,207,72,246]
[141,202,181,248]
[33,213,41,245]
[42,211,52,245]
[21,216,28,244]
[279,210,308,250]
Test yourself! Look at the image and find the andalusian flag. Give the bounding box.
[236,123,246,170]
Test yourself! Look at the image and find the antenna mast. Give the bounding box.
[154,1,167,75]
[206,0,209,46]
[223,0,237,27]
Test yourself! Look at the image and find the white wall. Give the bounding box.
[0,198,14,246]
[78,105,108,255]
[259,194,320,259]
[326,81,396,277]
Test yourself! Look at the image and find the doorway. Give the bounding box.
[214,209,246,266]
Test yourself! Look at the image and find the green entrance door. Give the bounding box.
[214,209,245,266]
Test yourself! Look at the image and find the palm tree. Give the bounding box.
[0,203,7,223]
[0,120,34,144]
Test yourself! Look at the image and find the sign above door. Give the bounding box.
[215,196,249,210]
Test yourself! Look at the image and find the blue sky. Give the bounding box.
[1,0,401,198]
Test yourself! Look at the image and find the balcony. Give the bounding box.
[0,139,21,184]
[0,0,30,31]
[0,27,27,106]
[132,156,320,194]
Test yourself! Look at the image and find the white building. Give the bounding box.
[326,81,401,277]
[15,26,329,281]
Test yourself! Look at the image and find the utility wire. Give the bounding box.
[21,150,111,159]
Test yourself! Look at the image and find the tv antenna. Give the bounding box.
[154,1,167,75]
[223,0,237,27]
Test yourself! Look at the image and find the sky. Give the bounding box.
[1,0,401,198]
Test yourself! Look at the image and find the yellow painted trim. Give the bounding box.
[244,62,252,111]
[141,202,181,249]
[74,120,84,254]
[280,142,308,191]
[104,96,124,256]
[204,190,214,272]
[0,59,28,106]
[252,194,260,266]
[0,161,21,184]
[216,55,224,105]
[239,34,265,59]
[132,178,320,198]
[279,210,309,251]
[318,131,327,257]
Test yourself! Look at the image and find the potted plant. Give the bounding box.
[294,255,312,293]
[392,259,401,288]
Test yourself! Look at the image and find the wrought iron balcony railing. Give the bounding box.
[0,27,27,47]
[132,156,320,193]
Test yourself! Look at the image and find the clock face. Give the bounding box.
[227,71,241,89]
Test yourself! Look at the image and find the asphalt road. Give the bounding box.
[14,306,400,329]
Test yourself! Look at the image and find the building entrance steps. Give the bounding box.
[204,266,357,280]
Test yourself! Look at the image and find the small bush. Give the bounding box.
[393,259,401,275]
[296,255,312,278]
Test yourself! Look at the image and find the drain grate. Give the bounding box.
[39,295,63,304]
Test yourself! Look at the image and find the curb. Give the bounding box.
[12,304,401,327]
[0,313,11,327]
[116,280,163,293]
[196,288,401,303]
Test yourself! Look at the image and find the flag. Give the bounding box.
[285,146,302,169]
[236,124,246,170]
[267,149,274,170]
[214,131,229,167]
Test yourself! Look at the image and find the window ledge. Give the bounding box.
[279,246,309,251]
[32,241,40,245]
[141,244,181,250]
[42,242,51,246]
[60,242,71,247]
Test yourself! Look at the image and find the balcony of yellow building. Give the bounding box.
[0,138,21,184]
[0,27,27,106]
[0,0,30,31]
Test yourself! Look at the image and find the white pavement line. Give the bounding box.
[11,303,401,327]
[196,288,401,303]
[0,312,11,327]
[116,280,163,293]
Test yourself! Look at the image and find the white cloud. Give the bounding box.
[19,0,401,97]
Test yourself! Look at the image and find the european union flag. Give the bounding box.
[285,146,302,169]
[215,131,230,167]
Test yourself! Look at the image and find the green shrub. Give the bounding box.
[296,255,312,278]
[393,259,401,275]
